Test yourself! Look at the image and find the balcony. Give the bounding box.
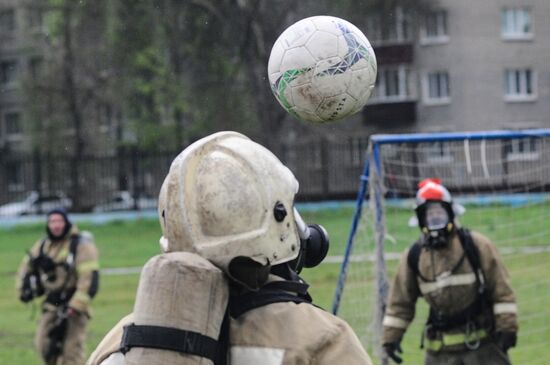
[363,101,416,126]
[373,43,414,65]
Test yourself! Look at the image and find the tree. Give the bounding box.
[20,0,436,209]
[22,0,112,209]
[143,0,434,151]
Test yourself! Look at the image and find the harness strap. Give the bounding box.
[45,288,77,306]
[261,279,310,295]
[407,228,492,346]
[42,234,82,306]
[425,329,488,352]
[456,228,485,293]
[68,234,80,265]
[229,289,312,319]
[407,239,421,275]
[407,240,466,283]
[39,238,47,257]
[427,293,485,331]
[120,324,220,362]
[37,235,80,270]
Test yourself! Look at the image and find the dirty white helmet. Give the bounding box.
[158,131,300,276]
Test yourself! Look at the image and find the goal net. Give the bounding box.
[332,129,550,364]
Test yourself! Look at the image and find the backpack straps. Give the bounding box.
[120,324,221,363]
[36,234,80,269]
[407,240,422,278]
[38,238,47,258]
[406,240,444,283]
[67,234,80,267]
[118,280,310,364]
[43,234,81,306]
[456,228,486,293]
[411,228,490,334]
[407,231,473,284]
[118,275,312,365]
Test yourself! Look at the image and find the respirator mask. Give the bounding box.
[416,201,454,248]
[288,208,330,274]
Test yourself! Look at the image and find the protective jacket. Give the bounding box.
[17,225,100,315]
[87,275,372,365]
[382,229,517,352]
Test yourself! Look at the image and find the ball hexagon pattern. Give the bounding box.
[268,16,377,123]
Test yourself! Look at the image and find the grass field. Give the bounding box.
[1,204,549,364]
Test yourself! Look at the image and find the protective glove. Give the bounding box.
[495,331,517,353]
[19,289,34,303]
[383,342,403,364]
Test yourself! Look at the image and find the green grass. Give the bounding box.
[337,201,550,364]
[0,211,352,364]
[1,203,549,364]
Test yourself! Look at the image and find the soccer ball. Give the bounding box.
[268,16,377,123]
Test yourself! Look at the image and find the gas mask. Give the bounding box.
[288,209,330,274]
[416,201,454,248]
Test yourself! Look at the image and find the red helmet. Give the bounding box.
[415,178,452,206]
[415,178,465,246]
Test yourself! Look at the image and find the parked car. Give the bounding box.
[92,191,157,212]
[0,191,73,217]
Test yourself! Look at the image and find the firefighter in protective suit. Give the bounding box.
[382,178,518,365]
[17,208,100,365]
[86,131,372,365]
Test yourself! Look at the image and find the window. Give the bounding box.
[501,8,533,40]
[504,69,536,101]
[424,71,450,104]
[0,60,18,85]
[29,57,43,79]
[27,8,43,29]
[7,163,24,192]
[0,8,15,32]
[421,10,449,44]
[426,142,453,163]
[366,7,412,44]
[372,66,413,102]
[5,112,21,135]
[505,138,540,161]
[98,104,113,132]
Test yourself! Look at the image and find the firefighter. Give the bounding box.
[382,178,518,365]
[17,207,100,365]
[86,131,372,365]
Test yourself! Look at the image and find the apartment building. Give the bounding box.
[0,1,48,196]
[365,0,549,134]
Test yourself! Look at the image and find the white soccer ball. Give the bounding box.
[268,16,377,124]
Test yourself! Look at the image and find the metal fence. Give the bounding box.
[0,139,368,214]
[3,135,549,215]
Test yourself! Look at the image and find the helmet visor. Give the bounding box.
[425,202,450,231]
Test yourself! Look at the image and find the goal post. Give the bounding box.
[332,128,550,364]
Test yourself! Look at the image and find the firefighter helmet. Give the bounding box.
[157,131,301,275]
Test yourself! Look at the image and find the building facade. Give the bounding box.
[0,0,48,195]
[1,1,37,153]
[365,0,550,134]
